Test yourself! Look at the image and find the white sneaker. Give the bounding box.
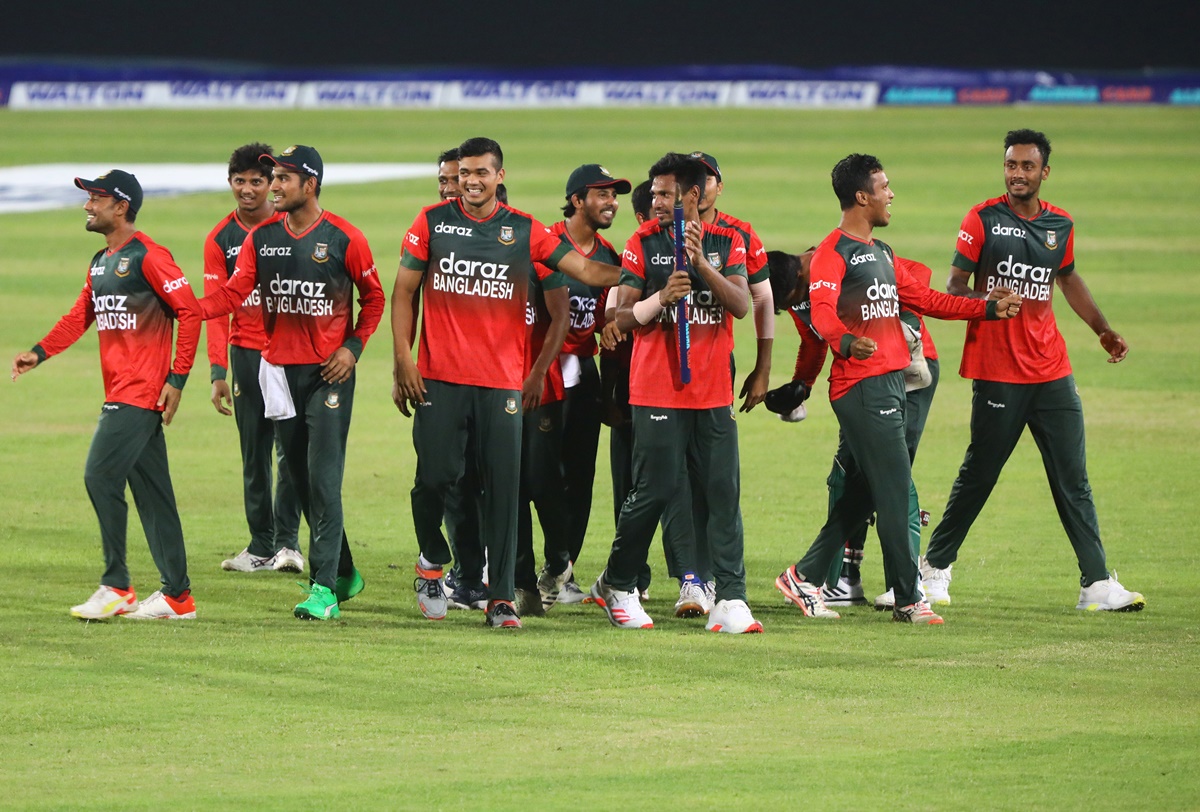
[1077,574,1145,612]
[70,585,139,620]
[775,566,840,618]
[536,561,572,613]
[272,548,305,573]
[706,599,764,634]
[874,588,895,611]
[674,580,709,618]
[221,548,276,572]
[125,590,196,620]
[919,556,952,604]
[591,572,654,629]
[704,580,716,609]
[557,579,589,604]
[821,576,867,606]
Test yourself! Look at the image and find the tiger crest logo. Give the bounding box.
[1045,230,1058,249]
[313,242,329,263]
[116,257,131,277]
[498,226,515,245]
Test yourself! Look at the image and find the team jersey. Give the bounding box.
[713,210,769,285]
[548,220,620,357]
[953,195,1076,383]
[203,209,275,379]
[201,211,384,366]
[620,219,747,409]
[35,231,200,410]
[810,229,987,401]
[400,198,572,390]
[525,267,568,404]
[897,257,939,361]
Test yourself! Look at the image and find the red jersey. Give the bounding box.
[201,211,384,366]
[400,199,571,391]
[203,210,275,377]
[713,210,769,285]
[36,232,200,411]
[620,219,747,410]
[525,268,568,404]
[810,229,986,401]
[953,195,1076,383]
[548,220,620,357]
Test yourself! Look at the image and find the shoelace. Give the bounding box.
[414,576,443,598]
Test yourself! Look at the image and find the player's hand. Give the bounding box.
[211,380,233,416]
[738,367,770,412]
[993,293,1022,319]
[320,347,356,384]
[987,285,1016,301]
[657,271,691,307]
[599,320,626,351]
[11,351,38,381]
[393,357,426,418]
[1099,329,1129,363]
[850,336,877,360]
[158,383,183,426]
[521,372,543,412]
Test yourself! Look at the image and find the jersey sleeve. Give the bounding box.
[789,310,828,387]
[1058,227,1076,275]
[201,231,258,321]
[203,233,231,378]
[529,218,573,269]
[951,209,986,272]
[896,255,987,322]
[618,233,646,290]
[142,244,201,386]
[344,231,386,360]
[399,211,431,271]
[723,233,748,278]
[745,226,769,283]
[808,249,855,358]
[34,272,95,362]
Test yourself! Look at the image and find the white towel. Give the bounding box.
[258,358,296,420]
[778,403,807,423]
[559,352,581,389]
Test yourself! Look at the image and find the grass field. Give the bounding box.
[1,105,1198,811]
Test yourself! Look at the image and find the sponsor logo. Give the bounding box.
[90,263,105,277]
[269,276,326,297]
[849,252,876,266]
[241,289,260,307]
[111,185,132,204]
[312,242,328,263]
[861,277,900,321]
[866,278,897,301]
[102,403,120,411]
[987,400,1006,409]
[622,249,641,266]
[996,254,1053,283]
[650,254,674,265]
[1045,230,1058,249]
[991,224,1027,238]
[161,277,189,294]
[406,232,419,246]
[707,251,722,270]
[879,407,898,416]
[498,225,515,245]
[809,279,837,292]
[1101,85,1153,103]
[505,397,518,414]
[434,222,473,236]
[92,294,128,312]
[958,229,974,246]
[225,244,241,259]
[302,162,318,177]
[958,87,1010,104]
[650,414,668,421]
[259,245,292,257]
[325,392,340,409]
[437,252,510,280]
[116,257,131,277]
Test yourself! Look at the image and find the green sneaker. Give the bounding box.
[335,568,365,603]
[294,583,340,620]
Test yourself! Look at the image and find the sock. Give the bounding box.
[418,554,441,572]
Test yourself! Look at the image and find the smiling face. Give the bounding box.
[863,170,894,228]
[458,153,504,212]
[438,159,462,201]
[1004,143,1049,204]
[270,167,311,214]
[83,193,122,234]
[579,187,619,230]
[229,169,272,217]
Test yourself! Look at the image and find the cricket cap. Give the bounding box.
[74,170,143,213]
[262,144,323,183]
[566,164,632,199]
[689,151,721,181]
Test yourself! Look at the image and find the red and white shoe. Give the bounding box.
[70,585,138,620]
[590,572,653,629]
[706,599,764,634]
[775,566,840,618]
[126,590,196,620]
[892,600,944,625]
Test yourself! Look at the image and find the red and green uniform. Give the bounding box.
[34,231,200,598]
[926,196,1110,584]
[204,210,301,558]
[793,230,992,606]
[202,211,384,592]
[604,219,751,602]
[400,199,572,603]
[714,210,769,286]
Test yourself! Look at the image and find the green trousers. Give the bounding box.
[561,356,603,564]
[229,345,302,557]
[515,400,572,590]
[274,364,356,591]
[85,403,189,598]
[925,375,1109,585]
[412,379,522,602]
[796,372,922,606]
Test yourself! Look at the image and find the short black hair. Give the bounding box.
[458,137,503,169]
[648,152,707,200]
[562,191,580,219]
[438,147,460,165]
[124,204,138,224]
[831,153,884,210]
[229,142,273,178]
[766,250,801,314]
[496,183,508,205]
[631,180,652,221]
[1004,129,1051,167]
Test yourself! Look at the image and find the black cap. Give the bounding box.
[566,164,632,199]
[74,170,142,213]
[689,151,721,181]
[262,144,323,183]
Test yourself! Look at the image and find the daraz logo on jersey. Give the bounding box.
[622,249,641,267]
[431,252,515,301]
[92,293,137,331]
[849,252,877,266]
[265,274,333,316]
[988,255,1054,302]
[162,277,190,294]
[861,277,899,320]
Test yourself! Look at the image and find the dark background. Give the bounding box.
[7,0,1199,72]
